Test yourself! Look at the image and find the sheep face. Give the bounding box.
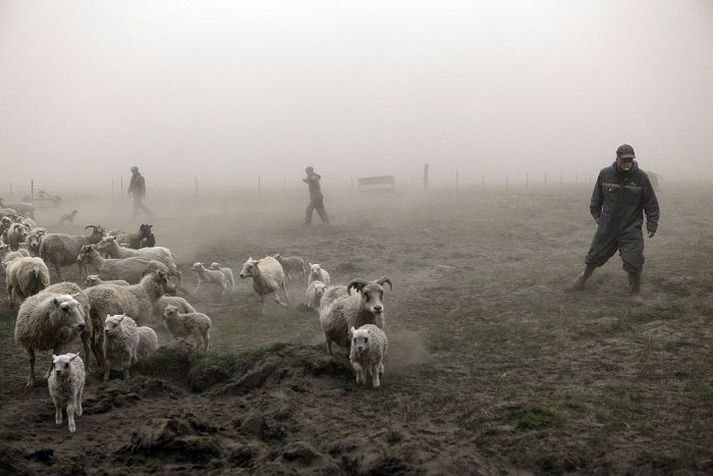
[347,278,393,316]
[309,263,323,279]
[77,245,96,264]
[104,314,128,337]
[239,258,259,279]
[84,225,107,242]
[95,236,118,253]
[162,305,178,321]
[51,353,80,378]
[50,295,86,334]
[139,224,153,238]
[27,234,42,253]
[210,262,221,270]
[154,270,176,294]
[85,275,101,287]
[350,326,372,354]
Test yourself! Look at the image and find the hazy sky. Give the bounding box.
[1,0,712,188]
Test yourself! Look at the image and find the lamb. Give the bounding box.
[305,280,326,310]
[84,274,130,287]
[319,277,392,356]
[5,256,50,308]
[48,352,85,432]
[210,262,235,292]
[0,198,35,218]
[84,271,175,370]
[59,210,79,225]
[78,244,168,284]
[273,254,307,283]
[153,295,196,320]
[15,292,86,388]
[162,305,211,351]
[39,225,106,280]
[238,256,289,314]
[192,262,230,295]
[349,324,388,388]
[308,263,331,287]
[95,235,182,288]
[102,314,139,381]
[136,326,159,361]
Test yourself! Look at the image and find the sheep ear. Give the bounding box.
[106,314,111,319]
[349,326,356,337]
[52,354,58,361]
[71,292,81,298]
[53,298,60,306]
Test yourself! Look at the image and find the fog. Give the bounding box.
[1,0,712,189]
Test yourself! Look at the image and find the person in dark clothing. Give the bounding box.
[128,166,152,218]
[573,144,659,303]
[303,167,329,225]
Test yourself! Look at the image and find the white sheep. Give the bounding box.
[273,254,307,283]
[153,295,196,320]
[319,277,392,356]
[238,256,289,314]
[58,210,79,225]
[48,352,85,432]
[5,256,50,308]
[103,314,139,381]
[191,262,230,295]
[320,285,349,311]
[308,263,331,287]
[15,292,87,388]
[84,274,130,287]
[305,280,326,310]
[0,198,35,218]
[78,244,168,284]
[162,305,211,351]
[39,225,106,280]
[210,262,235,293]
[95,235,183,288]
[6,222,28,251]
[349,324,388,388]
[25,228,45,257]
[136,326,159,361]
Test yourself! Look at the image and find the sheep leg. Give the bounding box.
[77,385,84,416]
[25,348,36,389]
[67,402,76,432]
[103,358,111,382]
[352,362,363,384]
[371,365,381,388]
[7,284,14,310]
[378,361,385,375]
[204,330,210,351]
[193,280,201,295]
[53,396,62,425]
[81,332,92,369]
[54,264,63,282]
[122,358,130,380]
[326,339,333,357]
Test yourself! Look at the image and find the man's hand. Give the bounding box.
[648,230,656,238]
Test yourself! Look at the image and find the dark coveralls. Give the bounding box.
[305,173,329,224]
[128,172,152,217]
[585,162,659,273]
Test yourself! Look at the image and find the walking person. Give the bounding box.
[128,166,153,218]
[572,144,659,303]
[303,166,329,225]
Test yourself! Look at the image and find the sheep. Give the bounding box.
[153,295,196,320]
[102,314,139,381]
[109,223,153,249]
[0,216,13,242]
[84,270,175,370]
[210,262,235,292]
[5,256,50,308]
[6,222,28,251]
[238,256,289,314]
[273,254,307,284]
[0,245,30,277]
[84,274,130,287]
[15,292,86,388]
[77,244,168,284]
[305,280,326,310]
[319,277,392,356]
[0,207,18,219]
[39,225,106,281]
[162,305,211,351]
[0,198,35,218]
[349,324,388,388]
[94,235,182,288]
[136,326,159,361]
[140,232,156,248]
[308,263,331,287]
[192,262,230,296]
[320,285,349,311]
[59,210,79,225]
[48,352,85,432]
[25,229,45,257]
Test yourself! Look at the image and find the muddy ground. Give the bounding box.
[1,184,713,475]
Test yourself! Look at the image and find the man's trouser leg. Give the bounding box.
[575,227,618,290]
[305,201,315,225]
[619,228,645,300]
[316,201,329,224]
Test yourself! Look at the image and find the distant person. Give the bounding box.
[128,166,152,218]
[303,166,329,225]
[572,144,659,304]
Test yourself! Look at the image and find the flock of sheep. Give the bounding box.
[0,201,392,433]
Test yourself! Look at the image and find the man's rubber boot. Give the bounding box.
[572,265,596,291]
[629,271,645,305]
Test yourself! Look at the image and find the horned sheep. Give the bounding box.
[308,263,331,287]
[349,324,388,388]
[238,256,289,314]
[102,314,139,381]
[319,277,392,356]
[15,291,87,388]
[162,305,211,351]
[39,225,106,280]
[5,256,50,308]
[95,235,182,287]
[48,352,85,433]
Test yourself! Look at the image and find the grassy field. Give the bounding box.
[1,183,712,474]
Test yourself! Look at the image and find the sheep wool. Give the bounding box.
[48,353,85,432]
[103,314,139,381]
[349,324,388,388]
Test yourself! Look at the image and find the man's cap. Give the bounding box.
[616,144,635,159]
[131,166,138,172]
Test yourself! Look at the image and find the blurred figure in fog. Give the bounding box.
[303,166,329,225]
[128,166,152,218]
[572,144,659,304]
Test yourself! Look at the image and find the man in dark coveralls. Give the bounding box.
[303,166,329,225]
[128,166,152,218]
[572,144,659,303]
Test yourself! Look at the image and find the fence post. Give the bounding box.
[482,175,485,188]
[283,177,286,192]
[112,179,114,196]
[194,176,199,202]
[526,173,529,189]
[31,179,34,200]
[423,163,429,191]
[506,175,509,190]
[121,177,124,199]
[559,174,563,188]
[258,175,261,199]
[455,170,459,190]
[351,176,354,190]
[575,174,578,185]
[8,181,12,200]
[544,172,547,186]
